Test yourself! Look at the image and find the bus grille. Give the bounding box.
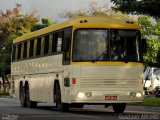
[80,78,139,90]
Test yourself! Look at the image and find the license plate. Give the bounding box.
[105,96,117,100]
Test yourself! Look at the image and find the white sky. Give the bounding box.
[0,0,112,21]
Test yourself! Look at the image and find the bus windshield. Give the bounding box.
[73,29,109,62]
[73,29,142,62]
[110,29,141,62]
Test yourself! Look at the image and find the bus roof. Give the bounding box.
[13,16,140,43]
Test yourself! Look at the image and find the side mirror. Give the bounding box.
[142,38,147,53]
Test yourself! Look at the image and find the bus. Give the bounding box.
[11,16,146,113]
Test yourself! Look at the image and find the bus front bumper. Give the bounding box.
[70,90,144,103]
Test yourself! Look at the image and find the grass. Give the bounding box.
[128,97,160,107]
[0,89,10,96]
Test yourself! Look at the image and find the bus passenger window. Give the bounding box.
[23,41,27,58]
[44,35,49,54]
[63,33,71,65]
[57,32,63,52]
[17,43,22,60]
[36,38,41,56]
[52,33,57,53]
[57,38,62,52]
[29,39,34,57]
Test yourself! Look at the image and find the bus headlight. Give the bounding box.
[136,93,142,98]
[77,92,85,99]
[130,92,136,98]
[85,92,92,98]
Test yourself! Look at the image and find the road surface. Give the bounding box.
[0,97,160,120]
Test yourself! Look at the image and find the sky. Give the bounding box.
[0,0,112,21]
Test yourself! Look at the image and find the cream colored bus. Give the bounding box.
[11,16,146,113]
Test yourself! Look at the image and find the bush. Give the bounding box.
[0,89,10,96]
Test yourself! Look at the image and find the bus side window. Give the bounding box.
[57,32,63,52]
[63,27,72,65]
[29,39,34,57]
[52,33,57,53]
[44,35,49,55]
[23,41,27,59]
[17,43,22,60]
[12,45,16,61]
[36,37,41,56]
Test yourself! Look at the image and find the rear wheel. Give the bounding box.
[26,85,37,108]
[55,83,69,112]
[112,103,126,113]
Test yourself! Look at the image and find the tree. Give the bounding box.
[138,15,160,65]
[0,4,38,91]
[0,4,55,91]
[60,1,131,19]
[31,18,55,32]
[111,0,160,19]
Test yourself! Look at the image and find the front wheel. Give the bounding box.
[55,83,69,112]
[20,85,27,107]
[26,86,37,108]
[112,103,126,113]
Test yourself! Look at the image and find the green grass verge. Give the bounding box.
[128,97,160,107]
[0,89,10,96]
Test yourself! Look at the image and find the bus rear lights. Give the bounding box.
[72,77,76,84]
[77,92,85,99]
[136,93,142,98]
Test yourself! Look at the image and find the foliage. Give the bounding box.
[0,4,55,91]
[31,18,55,32]
[138,15,160,65]
[128,97,160,107]
[0,89,9,96]
[0,4,38,78]
[111,0,160,19]
[60,1,130,19]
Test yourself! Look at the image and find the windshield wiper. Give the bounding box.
[91,50,107,63]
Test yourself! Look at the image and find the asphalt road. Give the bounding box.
[0,97,160,120]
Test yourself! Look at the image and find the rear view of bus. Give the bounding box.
[69,17,145,113]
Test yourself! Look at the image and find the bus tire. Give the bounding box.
[55,83,69,112]
[26,85,37,108]
[20,85,27,107]
[112,103,126,113]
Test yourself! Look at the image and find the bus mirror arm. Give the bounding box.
[142,38,147,53]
